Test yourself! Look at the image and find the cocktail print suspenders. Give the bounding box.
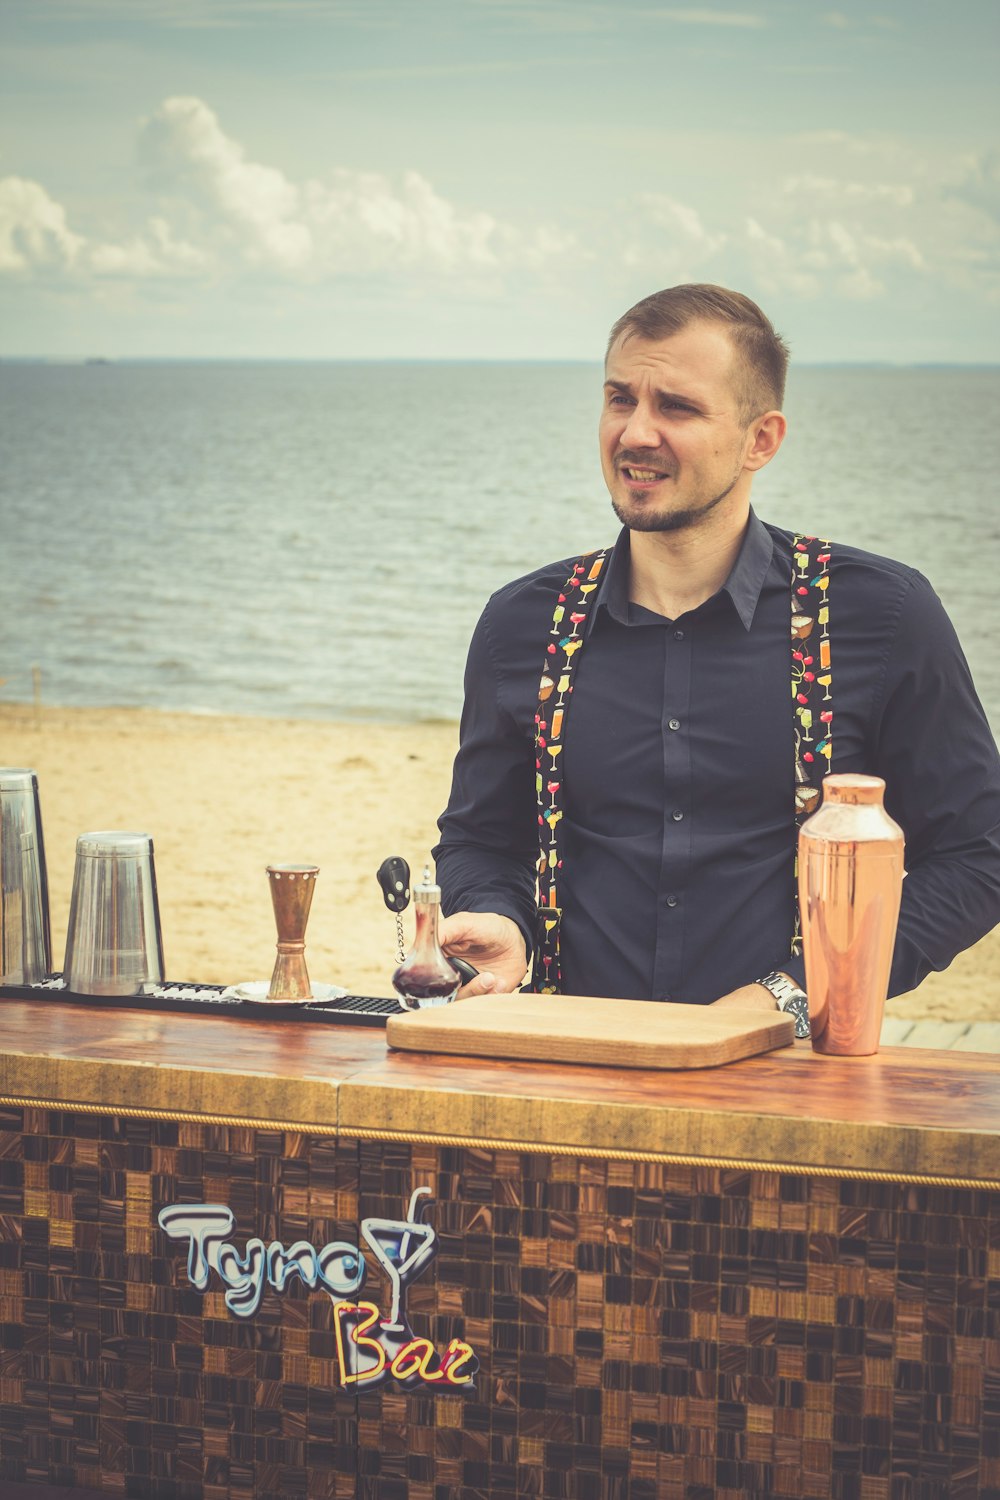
[530,535,833,994]
[532,551,610,995]
[790,536,834,955]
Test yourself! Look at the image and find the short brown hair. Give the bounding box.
[606,284,789,422]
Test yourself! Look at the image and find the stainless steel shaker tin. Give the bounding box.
[0,766,52,984]
[64,830,164,995]
[0,769,41,792]
[75,830,156,860]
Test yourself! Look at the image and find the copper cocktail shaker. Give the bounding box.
[799,774,904,1056]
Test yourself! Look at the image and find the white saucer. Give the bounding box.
[224,980,349,1007]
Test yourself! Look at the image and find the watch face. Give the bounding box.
[782,994,811,1040]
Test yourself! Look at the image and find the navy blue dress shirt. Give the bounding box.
[435,512,1000,1004]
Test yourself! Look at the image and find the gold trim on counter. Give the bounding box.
[2,1095,996,1191]
[0,1093,340,1136]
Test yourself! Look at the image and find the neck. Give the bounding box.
[628,502,751,620]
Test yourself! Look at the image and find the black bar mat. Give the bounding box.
[0,974,404,1027]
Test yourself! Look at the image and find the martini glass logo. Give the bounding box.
[158,1186,478,1391]
[336,1188,477,1388]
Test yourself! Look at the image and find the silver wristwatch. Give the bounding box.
[756,970,810,1040]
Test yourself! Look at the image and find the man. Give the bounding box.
[433,285,1000,1022]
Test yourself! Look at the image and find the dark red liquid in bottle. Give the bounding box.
[392,968,459,1003]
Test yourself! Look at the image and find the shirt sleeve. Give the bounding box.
[433,598,538,962]
[871,573,1000,996]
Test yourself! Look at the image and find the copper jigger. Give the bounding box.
[799,775,904,1056]
[266,864,319,1000]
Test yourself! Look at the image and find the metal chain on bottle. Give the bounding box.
[376,856,413,967]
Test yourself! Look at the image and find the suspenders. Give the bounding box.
[790,536,834,957]
[530,534,832,994]
[532,550,611,995]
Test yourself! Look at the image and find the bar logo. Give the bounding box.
[158,1187,478,1390]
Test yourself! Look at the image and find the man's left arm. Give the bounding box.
[863,572,1000,995]
[714,573,1000,1014]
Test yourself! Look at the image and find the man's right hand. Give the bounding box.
[438,911,529,998]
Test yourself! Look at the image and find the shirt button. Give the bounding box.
[668,718,681,731]
[673,629,685,641]
[666,894,679,908]
[672,810,684,822]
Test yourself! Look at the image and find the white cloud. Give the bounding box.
[631,194,726,259]
[653,8,765,25]
[0,174,210,280]
[138,97,313,270]
[2,94,994,321]
[774,132,1000,299]
[134,95,574,278]
[949,150,1000,225]
[612,185,931,304]
[820,10,897,29]
[0,95,576,289]
[618,193,727,280]
[23,0,384,29]
[748,215,927,298]
[610,174,933,303]
[300,167,499,272]
[637,194,726,251]
[0,176,85,272]
[614,185,935,304]
[794,130,877,156]
[334,57,602,81]
[462,1,766,32]
[87,217,210,276]
[863,235,925,272]
[744,217,821,297]
[784,174,914,207]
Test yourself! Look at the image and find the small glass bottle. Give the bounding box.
[391,864,461,1010]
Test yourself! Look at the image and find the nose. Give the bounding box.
[618,400,661,450]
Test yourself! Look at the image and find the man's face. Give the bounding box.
[599,321,761,533]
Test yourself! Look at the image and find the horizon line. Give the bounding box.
[3,356,999,371]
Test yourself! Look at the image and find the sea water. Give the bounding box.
[1,361,997,734]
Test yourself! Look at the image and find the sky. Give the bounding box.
[1,0,998,361]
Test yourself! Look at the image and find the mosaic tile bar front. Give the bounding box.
[0,1105,997,1500]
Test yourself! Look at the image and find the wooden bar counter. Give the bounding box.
[1,997,998,1500]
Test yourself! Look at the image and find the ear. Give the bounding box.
[743,410,787,472]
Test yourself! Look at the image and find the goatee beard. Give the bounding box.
[611,475,738,534]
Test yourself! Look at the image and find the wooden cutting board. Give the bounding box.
[386,993,795,1070]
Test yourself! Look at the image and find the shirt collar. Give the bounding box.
[597,507,775,632]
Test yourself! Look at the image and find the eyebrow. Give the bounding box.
[603,378,702,409]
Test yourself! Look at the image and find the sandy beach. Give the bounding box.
[2,702,997,1021]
